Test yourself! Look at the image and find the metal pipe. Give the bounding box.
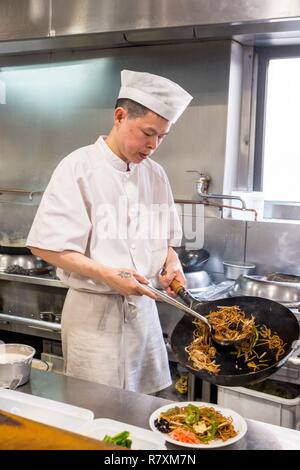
[0,188,43,201]
[187,171,247,210]
[0,313,61,332]
[175,199,258,221]
[201,199,258,221]
[200,193,247,210]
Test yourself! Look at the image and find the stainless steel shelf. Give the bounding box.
[0,272,67,288]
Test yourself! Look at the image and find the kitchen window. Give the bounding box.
[254,46,300,220]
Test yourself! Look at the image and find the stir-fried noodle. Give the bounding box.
[155,404,237,444]
[185,306,286,374]
[207,306,255,342]
[185,324,220,374]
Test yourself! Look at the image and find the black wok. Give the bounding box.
[174,247,209,273]
[171,296,300,386]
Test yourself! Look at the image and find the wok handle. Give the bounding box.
[161,270,205,305]
[169,279,207,309]
[160,269,185,296]
[169,278,185,295]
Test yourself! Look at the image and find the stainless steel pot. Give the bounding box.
[184,271,211,290]
[0,344,35,389]
[223,261,256,280]
[231,275,300,306]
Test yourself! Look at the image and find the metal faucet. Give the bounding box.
[187,171,247,210]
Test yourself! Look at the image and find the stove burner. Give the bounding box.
[4,264,56,278]
[4,265,29,275]
[40,312,61,323]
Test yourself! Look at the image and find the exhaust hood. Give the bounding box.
[1,0,300,52]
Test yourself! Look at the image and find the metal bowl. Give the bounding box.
[231,275,300,305]
[0,343,36,389]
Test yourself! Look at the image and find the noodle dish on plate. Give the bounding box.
[149,402,247,448]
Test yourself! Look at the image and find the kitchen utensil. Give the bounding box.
[184,271,211,290]
[0,344,35,389]
[146,284,211,330]
[171,294,300,387]
[223,261,256,280]
[146,284,247,346]
[174,247,209,273]
[232,274,300,305]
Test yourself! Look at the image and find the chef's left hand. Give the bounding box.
[159,247,186,297]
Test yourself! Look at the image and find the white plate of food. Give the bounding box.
[149,401,247,449]
[78,418,166,450]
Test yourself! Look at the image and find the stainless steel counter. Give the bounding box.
[19,370,300,450]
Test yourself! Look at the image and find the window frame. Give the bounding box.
[253,45,300,219]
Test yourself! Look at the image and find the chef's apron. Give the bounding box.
[61,288,171,394]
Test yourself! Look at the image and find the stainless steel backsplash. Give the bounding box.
[180,214,300,277]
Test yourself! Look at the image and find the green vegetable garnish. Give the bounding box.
[185,404,200,425]
[103,431,132,449]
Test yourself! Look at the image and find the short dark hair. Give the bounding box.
[115,98,150,119]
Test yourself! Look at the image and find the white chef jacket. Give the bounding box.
[27,136,182,290]
[26,136,182,394]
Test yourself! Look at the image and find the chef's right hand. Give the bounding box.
[103,267,157,299]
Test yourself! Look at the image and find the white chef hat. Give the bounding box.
[117,70,193,124]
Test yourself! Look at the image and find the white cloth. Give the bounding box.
[118,70,192,123]
[27,136,182,392]
[61,289,171,394]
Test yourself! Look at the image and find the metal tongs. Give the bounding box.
[146,283,250,347]
[146,284,211,330]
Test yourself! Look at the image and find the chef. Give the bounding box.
[26,69,193,394]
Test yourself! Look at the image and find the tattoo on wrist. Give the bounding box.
[118,271,132,279]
